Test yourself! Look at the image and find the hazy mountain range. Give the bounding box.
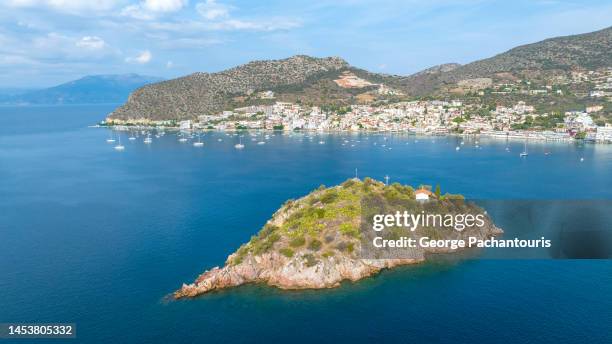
[0,74,163,105]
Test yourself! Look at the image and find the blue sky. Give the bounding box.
[0,0,611,88]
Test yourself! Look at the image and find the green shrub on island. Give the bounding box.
[290,236,306,247]
[315,208,325,219]
[251,232,280,255]
[347,243,355,253]
[342,179,357,188]
[322,251,334,258]
[304,253,318,267]
[339,223,360,238]
[320,189,338,204]
[383,183,414,201]
[308,239,322,251]
[279,248,294,257]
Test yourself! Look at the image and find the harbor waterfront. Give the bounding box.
[102,124,606,144]
[1,105,611,343]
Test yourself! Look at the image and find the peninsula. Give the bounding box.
[175,178,503,298]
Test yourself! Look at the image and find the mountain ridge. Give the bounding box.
[111,55,351,120]
[3,74,163,105]
[401,26,612,95]
[108,26,612,121]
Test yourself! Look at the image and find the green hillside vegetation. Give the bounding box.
[228,178,469,266]
[110,28,612,123]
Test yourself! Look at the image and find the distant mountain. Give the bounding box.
[4,74,163,105]
[111,55,359,121]
[0,88,36,103]
[0,87,36,97]
[402,26,612,94]
[109,26,612,121]
[411,63,461,76]
[451,26,612,77]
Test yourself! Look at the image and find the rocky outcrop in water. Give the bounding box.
[175,178,502,298]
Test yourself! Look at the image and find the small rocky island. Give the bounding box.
[175,178,502,298]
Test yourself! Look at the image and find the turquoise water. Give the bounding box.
[1,105,611,343]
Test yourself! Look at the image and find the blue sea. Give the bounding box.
[1,105,611,343]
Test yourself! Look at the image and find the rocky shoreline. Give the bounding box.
[174,178,502,299]
[175,253,423,298]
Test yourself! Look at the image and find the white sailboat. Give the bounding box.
[106,131,115,143]
[193,134,204,147]
[520,140,528,157]
[234,137,245,149]
[114,134,125,151]
[144,134,152,144]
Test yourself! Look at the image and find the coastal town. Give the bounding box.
[105,67,612,143]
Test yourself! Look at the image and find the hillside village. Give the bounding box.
[107,67,612,143]
[107,26,612,143]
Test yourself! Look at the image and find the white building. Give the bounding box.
[179,120,192,130]
[596,125,612,142]
[259,90,275,99]
[565,112,595,130]
[415,189,433,201]
[586,105,604,113]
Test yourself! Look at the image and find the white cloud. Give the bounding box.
[0,31,117,69]
[30,32,115,59]
[75,36,107,50]
[196,0,229,20]
[192,1,300,31]
[6,0,122,13]
[125,50,152,64]
[158,37,224,48]
[120,5,156,20]
[210,18,301,31]
[121,0,188,19]
[143,0,188,13]
[145,17,301,33]
[0,54,41,66]
[166,60,173,68]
